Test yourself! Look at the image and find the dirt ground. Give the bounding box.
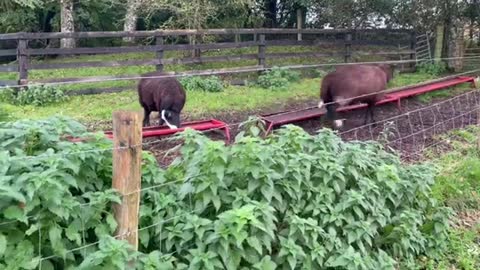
[143,88,480,167]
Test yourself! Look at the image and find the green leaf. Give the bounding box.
[287,255,297,269]
[106,214,117,232]
[3,205,27,223]
[139,229,151,248]
[247,237,263,255]
[48,225,66,257]
[253,256,277,270]
[0,234,6,256]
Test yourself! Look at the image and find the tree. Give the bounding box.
[59,0,75,48]
[123,0,143,43]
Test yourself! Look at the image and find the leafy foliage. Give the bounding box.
[180,76,225,92]
[0,117,454,269]
[257,66,301,90]
[417,62,448,76]
[0,86,68,107]
[136,125,453,269]
[0,116,172,269]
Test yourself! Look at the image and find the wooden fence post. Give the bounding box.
[155,35,164,72]
[258,34,266,68]
[434,25,445,62]
[17,38,28,85]
[112,110,142,252]
[344,33,352,63]
[409,31,416,70]
[297,9,303,41]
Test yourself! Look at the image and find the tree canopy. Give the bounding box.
[0,0,478,34]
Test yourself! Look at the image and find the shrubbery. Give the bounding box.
[0,117,165,269]
[0,117,453,269]
[417,62,447,76]
[151,126,452,269]
[0,85,68,106]
[257,66,301,90]
[180,76,225,92]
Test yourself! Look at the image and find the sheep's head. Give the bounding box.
[161,109,181,129]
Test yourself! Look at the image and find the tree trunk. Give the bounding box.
[446,22,464,71]
[297,9,302,41]
[123,0,140,44]
[263,0,277,28]
[60,0,75,48]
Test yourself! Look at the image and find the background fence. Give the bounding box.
[0,28,417,94]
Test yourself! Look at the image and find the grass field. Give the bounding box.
[0,72,443,124]
[422,127,480,269]
[0,44,399,90]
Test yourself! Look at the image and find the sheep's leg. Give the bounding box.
[364,106,370,125]
[364,103,376,126]
[143,108,151,127]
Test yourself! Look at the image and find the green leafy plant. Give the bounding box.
[417,62,447,76]
[0,116,162,269]
[1,117,454,269]
[180,76,225,92]
[257,66,301,90]
[136,125,453,269]
[0,85,68,106]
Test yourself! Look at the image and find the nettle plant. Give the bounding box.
[0,116,167,269]
[0,117,453,269]
[257,66,301,90]
[180,76,225,92]
[0,85,68,107]
[137,126,453,269]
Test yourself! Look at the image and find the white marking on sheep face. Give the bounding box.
[161,110,178,129]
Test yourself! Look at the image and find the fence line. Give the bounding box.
[0,27,416,90]
[1,54,480,91]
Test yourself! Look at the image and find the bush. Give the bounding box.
[0,85,68,106]
[180,76,225,92]
[0,116,166,269]
[257,66,301,90]
[136,125,452,269]
[417,62,447,76]
[0,118,453,269]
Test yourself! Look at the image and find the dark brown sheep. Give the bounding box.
[318,64,395,129]
[138,71,186,128]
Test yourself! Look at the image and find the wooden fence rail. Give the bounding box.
[0,28,416,93]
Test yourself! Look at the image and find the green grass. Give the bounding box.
[1,71,441,124]
[419,126,480,269]
[1,78,320,123]
[428,126,480,211]
[0,44,397,88]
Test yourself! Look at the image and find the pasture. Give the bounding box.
[1,29,480,269]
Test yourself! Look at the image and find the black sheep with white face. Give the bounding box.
[137,71,186,129]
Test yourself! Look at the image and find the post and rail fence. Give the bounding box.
[0,28,417,94]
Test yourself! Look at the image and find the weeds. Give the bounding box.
[180,76,225,92]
